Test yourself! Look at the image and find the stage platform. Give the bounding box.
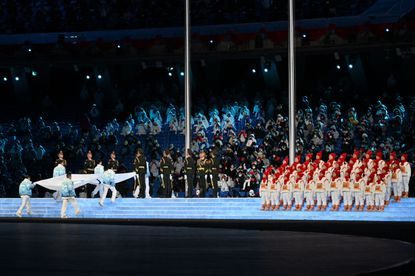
[1,197,415,222]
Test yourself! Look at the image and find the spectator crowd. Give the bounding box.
[0,0,376,34]
[1,89,414,198]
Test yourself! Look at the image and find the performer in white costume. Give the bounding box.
[400,154,411,198]
[99,169,117,206]
[60,172,81,219]
[91,160,105,198]
[52,159,66,200]
[16,176,36,217]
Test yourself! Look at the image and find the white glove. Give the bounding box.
[170,175,173,181]
[160,174,164,179]
[184,175,187,180]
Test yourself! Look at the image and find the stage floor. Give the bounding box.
[1,197,415,222]
[0,222,414,275]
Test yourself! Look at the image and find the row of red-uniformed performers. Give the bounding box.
[259,150,411,211]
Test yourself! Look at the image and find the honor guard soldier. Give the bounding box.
[196,151,208,197]
[107,151,119,172]
[209,150,220,197]
[133,149,147,198]
[83,150,96,197]
[55,150,67,167]
[183,149,196,197]
[204,155,213,195]
[84,150,96,174]
[160,150,174,198]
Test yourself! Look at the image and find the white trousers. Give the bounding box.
[91,184,103,198]
[331,191,340,205]
[293,191,303,206]
[270,191,280,206]
[133,177,151,198]
[61,197,80,218]
[304,191,314,206]
[365,194,374,206]
[17,195,31,215]
[316,192,327,206]
[342,191,352,206]
[392,182,402,197]
[402,175,410,193]
[385,183,392,201]
[374,193,385,207]
[100,184,117,204]
[354,192,364,206]
[281,192,292,206]
[261,191,270,205]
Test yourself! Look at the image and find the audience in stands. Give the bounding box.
[0,86,413,198]
[0,0,376,34]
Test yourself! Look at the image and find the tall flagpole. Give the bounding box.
[184,0,191,152]
[288,0,296,165]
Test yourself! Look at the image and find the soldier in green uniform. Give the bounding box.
[83,150,96,197]
[55,150,67,167]
[204,153,213,196]
[196,151,208,197]
[107,151,119,172]
[133,148,147,198]
[160,150,174,198]
[184,149,196,198]
[210,150,220,198]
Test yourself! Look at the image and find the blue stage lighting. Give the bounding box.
[180,72,185,76]
[97,74,102,79]
[15,76,19,81]
[264,68,269,73]
[348,64,353,69]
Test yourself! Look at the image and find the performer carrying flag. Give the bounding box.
[99,169,117,206]
[16,176,36,217]
[60,172,81,219]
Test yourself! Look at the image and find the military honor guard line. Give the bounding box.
[15,148,411,219]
